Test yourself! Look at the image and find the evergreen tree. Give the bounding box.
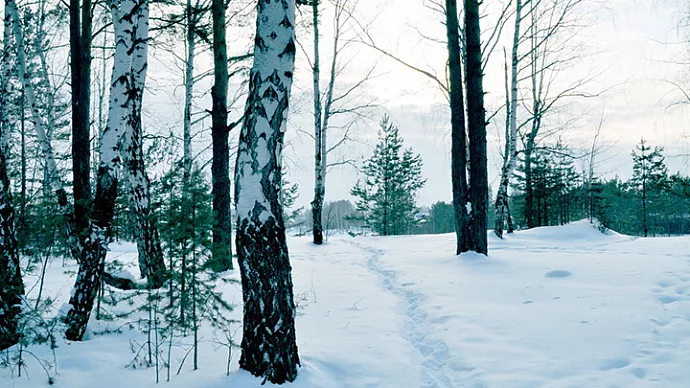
[351,116,425,236]
[428,201,455,234]
[631,138,668,237]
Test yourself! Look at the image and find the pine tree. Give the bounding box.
[351,116,425,236]
[631,138,668,237]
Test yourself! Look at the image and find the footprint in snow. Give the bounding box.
[545,269,573,278]
[656,295,679,305]
[599,357,630,371]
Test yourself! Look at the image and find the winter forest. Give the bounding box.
[2,0,690,386]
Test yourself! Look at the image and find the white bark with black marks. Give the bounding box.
[494,0,521,238]
[64,0,137,341]
[234,0,300,383]
[0,3,24,351]
[122,0,166,287]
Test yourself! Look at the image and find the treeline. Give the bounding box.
[509,138,689,237]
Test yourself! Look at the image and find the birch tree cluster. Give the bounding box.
[3,0,682,385]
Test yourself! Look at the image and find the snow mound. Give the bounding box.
[517,219,615,241]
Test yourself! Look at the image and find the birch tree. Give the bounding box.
[521,0,596,228]
[301,0,374,245]
[0,4,24,351]
[64,0,137,341]
[494,0,523,238]
[7,0,83,263]
[122,0,167,287]
[233,0,300,382]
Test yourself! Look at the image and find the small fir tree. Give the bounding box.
[351,116,425,236]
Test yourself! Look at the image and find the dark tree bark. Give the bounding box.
[465,0,488,254]
[0,7,24,350]
[210,0,233,271]
[0,144,23,351]
[70,0,93,244]
[445,0,470,254]
[234,0,300,383]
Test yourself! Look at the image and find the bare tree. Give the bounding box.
[494,0,523,238]
[300,0,374,245]
[522,0,596,228]
[233,0,300,382]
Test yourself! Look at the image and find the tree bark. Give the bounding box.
[123,0,166,288]
[210,0,233,271]
[494,0,521,238]
[445,0,470,254]
[64,0,136,341]
[71,0,93,244]
[310,1,324,245]
[234,0,300,383]
[0,4,24,351]
[465,0,488,254]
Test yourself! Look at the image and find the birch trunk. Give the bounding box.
[310,2,324,245]
[465,0,489,254]
[0,4,24,351]
[311,1,340,245]
[494,0,521,238]
[234,0,300,382]
[122,0,166,288]
[445,0,470,254]
[7,0,82,262]
[210,0,233,271]
[64,0,136,341]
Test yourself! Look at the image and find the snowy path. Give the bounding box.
[4,221,690,387]
[350,240,468,388]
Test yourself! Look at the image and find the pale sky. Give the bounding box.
[141,0,690,209]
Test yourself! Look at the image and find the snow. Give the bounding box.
[3,220,690,387]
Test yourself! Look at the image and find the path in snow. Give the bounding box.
[350,241,469,388]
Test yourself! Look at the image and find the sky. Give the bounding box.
[141,0,690,210]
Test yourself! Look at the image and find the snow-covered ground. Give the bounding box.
[3,220,690,387]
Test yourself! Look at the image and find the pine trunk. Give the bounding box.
[123,0,166,288]
[65,0,137,341]
[311,2,324,245]
[0,143,23,351]
[71,0,93,245]
[234,0,300,383]
[445,0,470,254]
[0,5,24,350]
[210,0,233,271]
[465,0,488,254]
